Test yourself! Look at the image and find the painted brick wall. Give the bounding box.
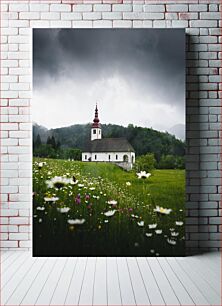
[0,0,221,253]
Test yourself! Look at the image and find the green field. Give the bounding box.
[33,158,185,256]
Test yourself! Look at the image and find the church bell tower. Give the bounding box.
[91,104,102,141]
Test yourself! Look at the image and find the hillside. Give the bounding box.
[33,123,185,160]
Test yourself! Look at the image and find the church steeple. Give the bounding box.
[92,104,101,128]
[91,104,102,141]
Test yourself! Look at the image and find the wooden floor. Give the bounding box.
[1,251,220,306]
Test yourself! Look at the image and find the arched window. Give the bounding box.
[93,129,96,134]
[108,155,111,161]
[116,154,118,160]
[95,155,97,160]
[123,155,129,162]
[85,155,87,160]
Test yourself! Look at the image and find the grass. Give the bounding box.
[33,158,185,256]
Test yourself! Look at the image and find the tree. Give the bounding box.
[34,134,42,148]
[134,153,156,173]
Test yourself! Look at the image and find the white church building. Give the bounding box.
[82,105,135,170]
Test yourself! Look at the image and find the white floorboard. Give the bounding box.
[1,251,221,306]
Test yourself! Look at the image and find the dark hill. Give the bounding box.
[33,123,185,161]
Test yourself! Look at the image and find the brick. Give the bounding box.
[102,12,121,19]
[144,5,165,12]
[19,12,40,19]
[83,12,102,20]
[172,20,188,28]
[190,20,217,28]
[189,4,207,12]
[50,4,71,12]
[0,241,18,248]
[41,12,60,20]
[9,4,28,11]
[50,21,72,28]
[113,20,132,27]
[112,4,132,11]
[123,12,164,19]
[9,233,29,240]
[61,13,82,20]
[166,5,188,12]
[200,12,221,20]
[73,4,92,12]
[93,20,112,28]
[94,4,111,12]
[30,3,49,11]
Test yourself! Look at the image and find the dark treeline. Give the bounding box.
[33,123,185,168]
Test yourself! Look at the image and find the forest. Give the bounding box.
[33,123,185,169]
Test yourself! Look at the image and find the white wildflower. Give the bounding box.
[57,207,70,213]
[67,219,85,225]
[104,210,116,217]
[148,223,157,229]
[136,171,151,179]
[154,206,172,215]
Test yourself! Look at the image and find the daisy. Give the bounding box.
[154,206,172,215]
[44,196,59,202]
[67,219,85,225]
[155,229,162,234]
[136,171,151,179]
[36,207,45,211]
[126,182,131,186]
[175,221,184,226]
[171,232,179,237]
[145,233,152,237]
[104,210,116,217]
[148,223,157,229]
[107,200,118,206]
[167,238,177,245]
[137,221,144,227]
[57,207,70,213]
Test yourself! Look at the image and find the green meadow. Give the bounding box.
[33,158,185,256]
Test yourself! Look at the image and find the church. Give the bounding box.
[82,105,135,170]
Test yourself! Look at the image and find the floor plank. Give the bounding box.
[166,257,210,305]
[93,257,107,305]
[1,252,220,306]
[187,256,220,295]
[50,257,77,305]
[35,258,67,305]
[117,257,136,305]
[157,257,195,305]
[127,257,150,305]
[106,257,122,306]
[6,257,46,305]
[2,256,38,305]
[1,252,30,289]
[21,258,56,305]
[64,257,87,306]
[137,257,165,305]
[147,258,179,305]
[78,257,96,306]
[175,257,221,305]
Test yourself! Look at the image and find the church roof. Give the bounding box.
[84,138,135,153]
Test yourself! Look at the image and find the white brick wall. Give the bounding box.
[0,0,221,254]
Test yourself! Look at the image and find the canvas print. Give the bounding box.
[33,29,185,256]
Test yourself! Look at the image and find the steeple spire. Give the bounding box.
[92,103,101,128]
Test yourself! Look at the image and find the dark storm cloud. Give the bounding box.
[33,29,185,136]
[33,29,185,104]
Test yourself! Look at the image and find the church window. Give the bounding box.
[85,155,87,160]
[108,155,111,161]
[116,154,118,160]
[93,129,96,134]
[99,130,101,134]
[95,155,97,160]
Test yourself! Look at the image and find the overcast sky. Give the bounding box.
[33,29,185,139]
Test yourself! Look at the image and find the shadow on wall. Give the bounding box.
[185,34,203,255]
